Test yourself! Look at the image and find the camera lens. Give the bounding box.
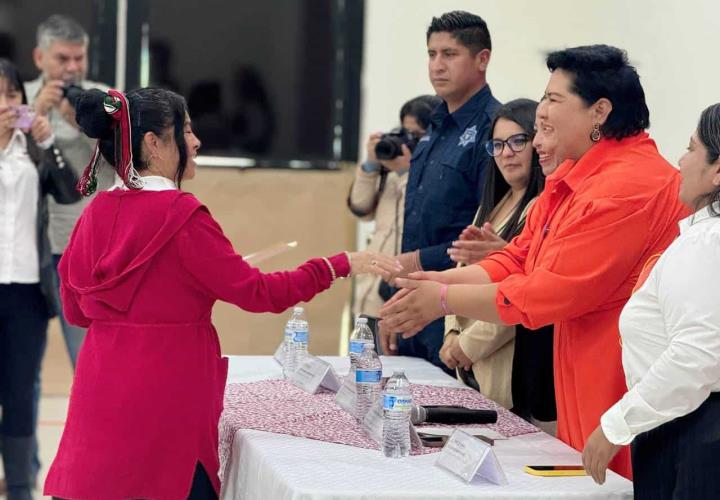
[63,84,83,108]
[375,135,404,160]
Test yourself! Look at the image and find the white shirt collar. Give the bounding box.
[679,201,720,233]
[111,175,178,192]
[2,129,27,156]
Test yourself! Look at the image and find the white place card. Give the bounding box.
[273,342,284,365]
[361,398,384,444]
[335,374,356,413]
[361,399,423,450]
[435,429,508,485]
[288,355,342,394]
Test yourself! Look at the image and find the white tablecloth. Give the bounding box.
[221,356,633,500]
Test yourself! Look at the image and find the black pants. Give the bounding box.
[632,392,720,499]
[0,284,48,437]
[511,324,556,422]
[187,463,218,500]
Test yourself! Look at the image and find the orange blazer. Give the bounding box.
[479,133,689,478]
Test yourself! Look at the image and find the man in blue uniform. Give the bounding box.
[389,11,501,370]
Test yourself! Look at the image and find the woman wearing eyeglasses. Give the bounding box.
[442,99,555,431]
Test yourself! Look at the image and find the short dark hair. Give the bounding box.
[696,103,720,215]
[426,11,491,53]
[0,58,27,104]
[399,95,442,130]
[477,98,545,241]
[546,45,649,140]
[75,87,189,186]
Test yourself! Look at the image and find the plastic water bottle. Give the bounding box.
[282,307,309,378]
[382,370,412,458]
[349,317,375,371]
[355,343,382,422]
[293,307,309,369]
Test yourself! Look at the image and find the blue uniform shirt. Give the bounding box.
[398,85,500,369]
[403,85,500,270]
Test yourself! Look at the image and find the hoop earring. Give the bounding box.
[591,124,602,142]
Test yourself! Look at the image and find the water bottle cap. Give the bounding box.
[356,317,368,324]
[293,306,304,314]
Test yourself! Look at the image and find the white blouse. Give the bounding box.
[0,129,39,284]
[601,204,720,445]
[110,175,178,192]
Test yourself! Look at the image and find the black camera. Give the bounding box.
[62,82,84,107]
[375,128,419,160]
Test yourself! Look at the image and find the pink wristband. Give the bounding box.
[440,284,452,315]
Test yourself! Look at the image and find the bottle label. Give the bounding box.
[383,395,412,411]
[349,340,368,354]
[293,330,308,343]
[356,369,382,384]
[284,328,293,340]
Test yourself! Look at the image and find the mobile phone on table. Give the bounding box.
[523,465,587,477]
[418,433,447,448]
[11,105,36,129]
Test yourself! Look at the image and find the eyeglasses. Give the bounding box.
[484,133,530,157]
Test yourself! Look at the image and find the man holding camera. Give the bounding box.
[25,14,112,368]
[383,11,500,370]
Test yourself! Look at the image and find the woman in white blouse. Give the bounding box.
[582,103,720,498]
[0,58,79,498]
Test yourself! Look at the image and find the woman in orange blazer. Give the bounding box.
[380,45,688,479]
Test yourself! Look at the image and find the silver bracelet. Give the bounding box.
[322,257,337,282]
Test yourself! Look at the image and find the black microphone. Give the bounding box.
[410,405,498,425]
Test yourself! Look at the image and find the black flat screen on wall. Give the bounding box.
[142,0,363,166]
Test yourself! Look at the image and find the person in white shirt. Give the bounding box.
[582,103,720,498]
[24,14,112,369]
[0,58,79,500]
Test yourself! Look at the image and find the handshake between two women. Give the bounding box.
[377,222,506,356]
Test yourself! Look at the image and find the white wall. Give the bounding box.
[361,0,720,166]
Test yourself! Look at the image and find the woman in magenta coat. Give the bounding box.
[43,88,400,500]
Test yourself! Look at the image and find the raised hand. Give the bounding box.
[30,115,51,143]
[380,144,412,172]
[0,107,16,136]
[449,222,507,264]
[365,131,383,163]
[34,80,65,116]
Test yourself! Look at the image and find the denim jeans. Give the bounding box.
[52,254,87,369]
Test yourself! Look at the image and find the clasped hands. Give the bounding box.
[377,223,505,353]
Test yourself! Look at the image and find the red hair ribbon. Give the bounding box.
[77,88,142,196]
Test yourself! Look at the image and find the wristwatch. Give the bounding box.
[361,161,381,173]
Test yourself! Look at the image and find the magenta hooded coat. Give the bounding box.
[44,184,349,499]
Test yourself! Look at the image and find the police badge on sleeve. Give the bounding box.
[458,125,478,147]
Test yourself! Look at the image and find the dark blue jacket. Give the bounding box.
[398,85,500,367]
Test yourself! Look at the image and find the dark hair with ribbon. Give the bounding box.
[75,87,188,196]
